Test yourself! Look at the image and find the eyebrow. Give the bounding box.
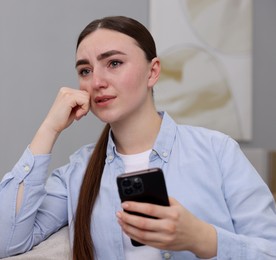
[75,50,126,68]
[75,59,89,68]
[97,50,126,61]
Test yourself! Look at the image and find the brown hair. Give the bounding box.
[73,16,157,260]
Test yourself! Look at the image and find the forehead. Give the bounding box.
[76,29,139,57]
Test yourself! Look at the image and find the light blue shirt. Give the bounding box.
[1,112,276,259]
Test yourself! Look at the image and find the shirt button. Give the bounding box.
[162,152,168,158]
[108,155,114,161]
[164,252,171,259]
[24,165,30,173]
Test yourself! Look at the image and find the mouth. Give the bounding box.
[94,95,116,104]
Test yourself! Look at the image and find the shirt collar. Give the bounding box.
[151,111,177,162]
[106,111,177,163]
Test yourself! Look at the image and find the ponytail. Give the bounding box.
[73,124,110,260]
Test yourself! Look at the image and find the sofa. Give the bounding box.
[2,226,70,260]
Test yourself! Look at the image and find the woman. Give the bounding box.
[0,16,276,260]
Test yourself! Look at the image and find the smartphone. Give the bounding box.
[117,167,169,246]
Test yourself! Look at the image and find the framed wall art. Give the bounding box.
[150,0,252,140]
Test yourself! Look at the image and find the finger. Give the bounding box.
[71,105,88,121]
[117,212,172,248]
[47,88,90,131]
[74,91,90,119]
[61,89,89,120]
[121,200,171,219]
[117,211,157,242]
[118,210,161,231]
[168,196,179,206]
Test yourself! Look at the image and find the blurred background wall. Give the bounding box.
[0,0,149,176]
[0,0,276,189]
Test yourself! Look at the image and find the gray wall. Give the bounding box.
[0,0,148,176]
[1,0,276,179]
[242,0,276,150]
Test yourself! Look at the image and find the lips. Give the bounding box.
[94,95,116,104]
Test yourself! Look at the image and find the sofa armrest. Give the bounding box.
[3,226,70,260]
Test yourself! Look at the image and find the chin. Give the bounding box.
[94,112,117,124]
[93,108,127,125]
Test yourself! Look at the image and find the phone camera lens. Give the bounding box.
[133,177,142,190]
[124,187,133,195]
[122,178,131,187]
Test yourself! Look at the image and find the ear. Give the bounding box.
[148,57,161,88]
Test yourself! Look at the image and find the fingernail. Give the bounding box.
[122,202,129,209]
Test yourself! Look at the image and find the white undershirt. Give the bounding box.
[118,150,162,260]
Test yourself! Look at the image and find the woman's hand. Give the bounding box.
[42,87,90,133]
[29,87,90,155]
[116,197,217,258]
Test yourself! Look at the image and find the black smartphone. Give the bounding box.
[117,167,169,246]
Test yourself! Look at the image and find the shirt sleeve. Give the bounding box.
[0,147,68,258]
[215,137,276,259]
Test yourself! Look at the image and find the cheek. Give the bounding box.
[123,68,148,91]
[123,76,149,105]
[130,76,149,95]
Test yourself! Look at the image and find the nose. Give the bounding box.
[90,68,108,89]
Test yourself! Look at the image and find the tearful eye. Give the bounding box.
[79,68,91,76]
[109,60,122,68]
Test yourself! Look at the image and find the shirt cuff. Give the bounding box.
[13,146,52,184]
[214,225,246,260]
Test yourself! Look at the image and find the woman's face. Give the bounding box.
[75,29,158,124]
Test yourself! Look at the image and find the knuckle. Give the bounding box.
[137,217,148,229]
[139,232,147,241]
[144,204,156,217]
[169,210,180,221]
[59,87,68,94]
[166,222,177,234]
[163,233,175,244]
[59,87,74,99]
